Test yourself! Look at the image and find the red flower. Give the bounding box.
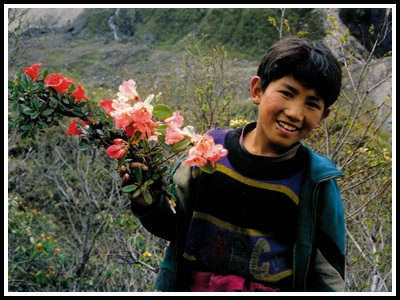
[24,63,42,81]
[70,83,89,104]
[45,73,74,93]
[67,119,82,135]
[106,139,127,159]
[100,99,114,116]
[66,118,93,135]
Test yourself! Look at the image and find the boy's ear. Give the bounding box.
[250,76,262,105]
[319,108,331,123]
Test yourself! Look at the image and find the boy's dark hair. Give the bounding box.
[257,38,342,109]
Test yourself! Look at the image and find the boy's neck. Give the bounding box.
[242,124,297,157]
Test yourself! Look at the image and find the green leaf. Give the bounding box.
[144,179,154,186]
[152,104,173,119]
[143,190,152,204]
[139,138,150,153]
[117,154,127,169]
[20,124,32,131]
[156,123,169,134]
[42,69,48,80]
[39,102,47,112]
[42,109,53,116]
[172,138,190,153]
[200,161,217,174]
[122,184,138,193]
[71,109,85,117]
[134,166,143,184]
[21,131,30,139]
[159,140,173,152]
[49,96,58,103]
[29,249,40,261]
[77,101,87,107]
[61,97,70,105]
[12,102,18,111]
[130,131,142,144]
[96,129,105,136]
[32,98,40,111]
[106,269,114,278]
[17,67,24,77]
[23,108,35,115]
[132,189,142,199]
[27,74,33,89]
[19,74,28,89]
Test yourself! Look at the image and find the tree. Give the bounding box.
[180,34,238,133]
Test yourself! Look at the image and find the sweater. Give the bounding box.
[182,123,308,291]
[131,125,345,292]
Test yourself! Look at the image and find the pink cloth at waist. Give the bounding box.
[190,271,280,292]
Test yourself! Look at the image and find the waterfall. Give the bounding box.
[108,8,120,40]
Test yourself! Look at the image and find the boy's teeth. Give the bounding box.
[278,121,297,131]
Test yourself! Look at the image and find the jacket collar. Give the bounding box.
[301,145,344,183]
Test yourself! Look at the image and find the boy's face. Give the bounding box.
[249,74,330,156]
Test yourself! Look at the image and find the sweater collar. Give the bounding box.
[239,122,301,163]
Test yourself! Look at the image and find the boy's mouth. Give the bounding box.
[277,120,299,132]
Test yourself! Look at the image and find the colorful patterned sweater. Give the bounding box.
[131,123,346,292]
[182,123,309,291]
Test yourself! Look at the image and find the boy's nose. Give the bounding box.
[284,104,304,123]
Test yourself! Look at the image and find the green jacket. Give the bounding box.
[131,145,345,292]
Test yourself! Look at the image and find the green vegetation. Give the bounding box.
[74,8,324,60]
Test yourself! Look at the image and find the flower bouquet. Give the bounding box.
[8,64,228,212]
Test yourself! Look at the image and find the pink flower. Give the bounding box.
[24,63,42,81]
[111,99,153,127]
[164,110,187,144]
[110,98,157,138]
[100,99,114,116]
[164,111,184,127]
[106,139,127,159]
[184,147,208,167]
[110,100,135,129]
[117,79,139,101]
[69,83,89,103]
[131,101,153,124]
[165,123,187,145]
[134,120,159,138]
[183,134,228,167]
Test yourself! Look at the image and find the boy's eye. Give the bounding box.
[307,102,320,109]
[280,91,293,98]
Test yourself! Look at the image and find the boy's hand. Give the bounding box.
[120,162,152,206]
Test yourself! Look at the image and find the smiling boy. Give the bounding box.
[245,74,331,156]
[124,38,345,292]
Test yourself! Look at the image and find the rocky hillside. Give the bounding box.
[8,7,392,131]
[8,8,85,31]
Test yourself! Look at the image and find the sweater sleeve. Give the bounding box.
[309,178,346,292]
[130,162,193,241]
[131,192,177,241]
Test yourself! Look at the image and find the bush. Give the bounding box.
[8,197,70,291]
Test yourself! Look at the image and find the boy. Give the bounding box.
[122,38,345,292]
